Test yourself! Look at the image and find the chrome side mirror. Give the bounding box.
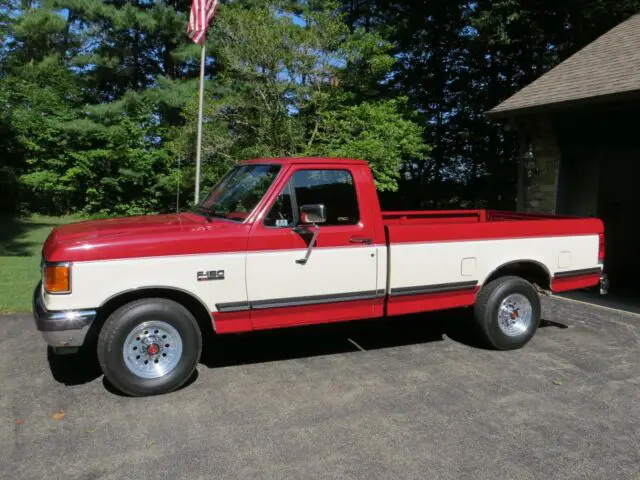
[299,204,327,224]
[294,204,326,265]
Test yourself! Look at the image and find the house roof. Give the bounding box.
[488,14,640,118]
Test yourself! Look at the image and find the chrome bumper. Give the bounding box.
[600,273,609,296]
[32,284,97,348]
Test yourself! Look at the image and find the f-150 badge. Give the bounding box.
[197,270,225,281]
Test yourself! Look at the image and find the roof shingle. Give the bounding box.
[488,14,640,117]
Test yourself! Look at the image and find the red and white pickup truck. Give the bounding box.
[34,157,607,396]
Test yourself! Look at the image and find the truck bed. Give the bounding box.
[381,209,604,316]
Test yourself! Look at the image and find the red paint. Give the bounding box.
[385,215,603,245]
[382,209,567,224]
[242,156,369,166]
[43,213,251,262]
[552,274,601,293]
[250,298,382,330]
[214,311,253,334]
[39,157,606,336]
[382,208,603,244]
[246,163,383,251]
[383,210,484,226]
[598,233,605,264]
[386,288,479,317]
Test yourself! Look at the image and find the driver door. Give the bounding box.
[245,166,379,329]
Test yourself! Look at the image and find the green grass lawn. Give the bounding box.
[0,216,80,313]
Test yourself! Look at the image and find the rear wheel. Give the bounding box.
[97,298,202,396]
[473,276,541,350]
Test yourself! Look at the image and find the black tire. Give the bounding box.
[473,276,541,350]
[97,298,202,397]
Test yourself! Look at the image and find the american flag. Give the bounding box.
[187,0,219,45]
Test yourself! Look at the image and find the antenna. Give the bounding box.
[176,148,181,214]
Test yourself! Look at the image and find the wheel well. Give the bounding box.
[86,288,215,348]
[483,261,551,291]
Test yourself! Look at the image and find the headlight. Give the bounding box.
[44,262,72,294]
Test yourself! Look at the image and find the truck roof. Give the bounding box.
[241,157,368,166]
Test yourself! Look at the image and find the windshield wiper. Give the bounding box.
[194,205,232,222]
[194,205,216,222]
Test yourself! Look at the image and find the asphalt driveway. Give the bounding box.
[1,296,639,480]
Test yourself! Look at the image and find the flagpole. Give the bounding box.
[194,38,206,204]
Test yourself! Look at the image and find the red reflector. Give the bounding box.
[598,233,605,263]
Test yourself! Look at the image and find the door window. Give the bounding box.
[264,169,360,227]
[292,170,359,226]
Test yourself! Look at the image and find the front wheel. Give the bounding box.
[473,276,541,350]
[97,298,202,396]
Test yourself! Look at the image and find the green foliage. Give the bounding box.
[1,0,201,214]
[1,0,426,213]
[170,0,423,201]
[353,0,640,209]
[5,54,81,212]
[307,98,428,192]
[2,0,640,216]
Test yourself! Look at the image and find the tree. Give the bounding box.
[342,0,640,209]
[1,0,201,215]
[172,0,429,203]
[4,0,640,217]
[307,98,427,192]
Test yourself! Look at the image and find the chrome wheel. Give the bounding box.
[122,321,183,379]
[497,293,533,337]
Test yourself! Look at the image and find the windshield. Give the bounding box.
[195,164,281,221]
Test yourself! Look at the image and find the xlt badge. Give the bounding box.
[197,270,225,282]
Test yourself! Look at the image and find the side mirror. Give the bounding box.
[294,204,326,265]
[299,204,327,225]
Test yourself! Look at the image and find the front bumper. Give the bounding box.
[32,284,97,348]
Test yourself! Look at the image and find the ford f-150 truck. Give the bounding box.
[34,157,607,396]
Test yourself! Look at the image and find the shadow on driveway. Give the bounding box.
[47,346,102,385]
[561,288,640,315]
[46,309,569,391]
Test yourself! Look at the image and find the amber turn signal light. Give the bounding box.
[44,264,71,294]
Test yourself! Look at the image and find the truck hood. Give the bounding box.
[43,213,250,262]
[50,213,203,244]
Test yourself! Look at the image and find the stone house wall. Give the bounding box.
[524,117,561,213]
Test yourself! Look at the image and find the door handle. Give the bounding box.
[349,236,372,245]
